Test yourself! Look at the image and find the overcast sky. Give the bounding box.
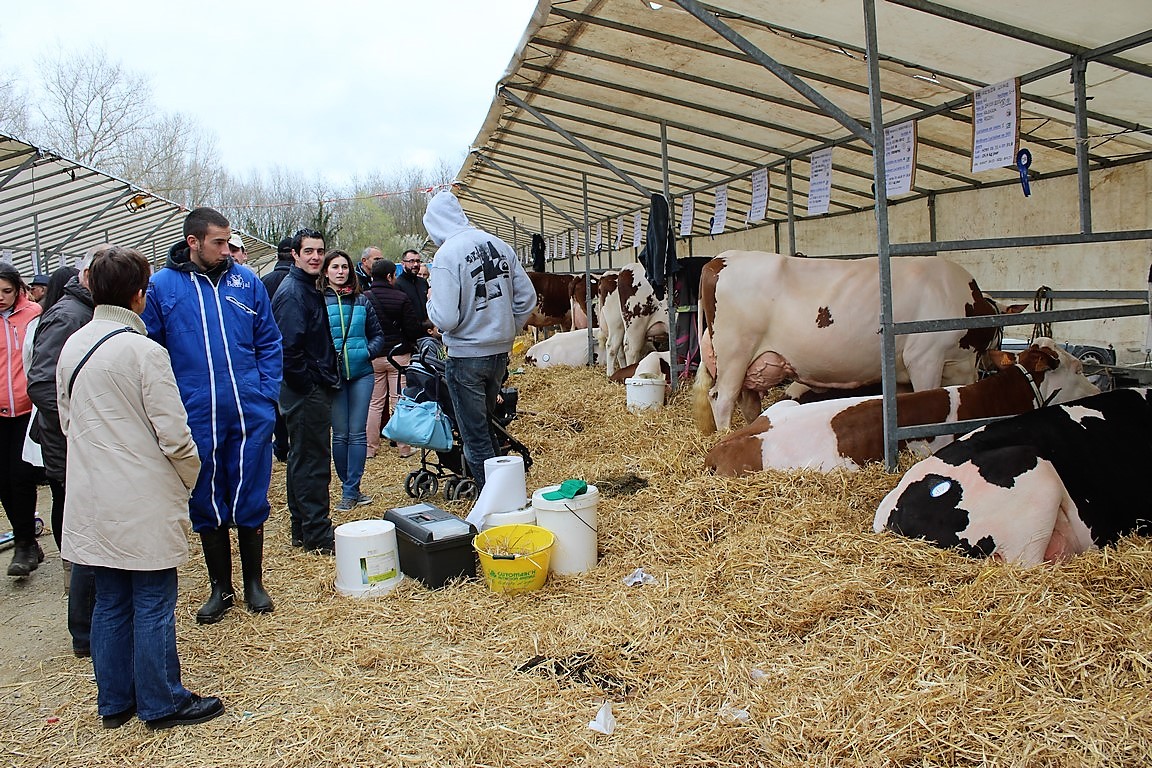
[0,1,540,188]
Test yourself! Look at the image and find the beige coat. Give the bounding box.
[58,306,200,571]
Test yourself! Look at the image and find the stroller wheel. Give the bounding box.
[448,478,479,502]
[406,470,439,500]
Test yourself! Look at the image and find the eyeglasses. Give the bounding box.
[403,258,421,264]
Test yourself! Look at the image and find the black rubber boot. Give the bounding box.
[237,525,274,614]
[7,540,44,577]
[195,528,234,625]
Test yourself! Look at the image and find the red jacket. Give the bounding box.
[1,293,42,418]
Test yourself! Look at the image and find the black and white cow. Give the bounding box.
[874,388,1152,565]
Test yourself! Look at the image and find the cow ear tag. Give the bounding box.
[930,480,952,498]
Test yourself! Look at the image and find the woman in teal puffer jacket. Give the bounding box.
[321,250,386,511]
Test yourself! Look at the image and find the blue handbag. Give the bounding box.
[383,395,454,452]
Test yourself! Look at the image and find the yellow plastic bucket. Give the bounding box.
[473,524,554,594]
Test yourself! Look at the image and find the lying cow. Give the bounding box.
[524,329,603,368]
[874,387,1152,565]
[693,251,996,434]
[609,351,671,384]
[705,340,1098,475]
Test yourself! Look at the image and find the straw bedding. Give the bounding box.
[5,353,1152,767]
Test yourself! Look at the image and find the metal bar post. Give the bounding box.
[861,0,900,471]
[1072,55,1093,234]
[661,120,680,391]
[785,159,796,255]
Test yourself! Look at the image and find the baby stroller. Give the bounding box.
[387,338,532,502]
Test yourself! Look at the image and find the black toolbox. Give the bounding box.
[383,503,478,588]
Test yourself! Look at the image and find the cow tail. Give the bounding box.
[693,301,717,434]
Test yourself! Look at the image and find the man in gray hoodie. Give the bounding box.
[424,190,535,489]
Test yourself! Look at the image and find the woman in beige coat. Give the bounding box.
[58,247,224,731]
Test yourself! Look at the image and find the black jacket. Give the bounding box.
[271,266,340,393]
[395,270,431,325]
[364,280,424,355]
[26,277,95,481]
[261,258,293,299]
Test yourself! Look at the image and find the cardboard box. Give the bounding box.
[383,503,477,589]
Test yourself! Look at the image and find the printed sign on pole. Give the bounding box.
[594,221,603,250]
[679,193,695,238]
[884,121,917,197]
[748,167,768,222]
[807,147,833,215]
[711,185,728,235]
[971,78,1019,173]
[614,216,624,249]
[632,212,642,248]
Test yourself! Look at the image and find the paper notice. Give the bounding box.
[679,193,695,237]
[807,147,832,215]
[748,167,768,222]
[711,185,728,235]
[884,121,917,197]
[971,78,1019,173]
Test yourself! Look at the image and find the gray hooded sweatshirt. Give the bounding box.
[423,191,536,357]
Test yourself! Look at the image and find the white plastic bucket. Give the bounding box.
[334,520,403,597]
[625,376,666,412]
[481,505,537,531]
[531,484,598,575]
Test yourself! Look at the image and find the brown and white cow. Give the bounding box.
[525,272,577,340]
[609,350,671,384]
[598,263,668,377]
[525,329,603,368]
[568,273,598,331]
[693,251,996,434]
[874,387,1152,565]
[704,340,1099,475]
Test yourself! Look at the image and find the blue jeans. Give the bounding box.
[90,567,192,721]
[445,354,507,489]
[331,373,374,500]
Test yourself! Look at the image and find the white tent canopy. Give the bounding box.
[457,0,1152,243]
[0,131,272,279]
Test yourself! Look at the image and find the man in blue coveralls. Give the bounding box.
[143,207,283,624]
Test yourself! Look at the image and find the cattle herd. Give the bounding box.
[522,251,1151,566]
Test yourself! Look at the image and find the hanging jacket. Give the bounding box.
[325,289,386,381]
[1,293,41,418]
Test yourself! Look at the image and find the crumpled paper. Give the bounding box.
[622,567,657,587]
[719,703,750,722]
[588,701,616,734]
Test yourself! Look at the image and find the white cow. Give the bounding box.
[524,329,604,368]
[598,264,667,377]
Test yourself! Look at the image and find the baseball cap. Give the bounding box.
[277,236,294,255]
[228,233,244,249]
[31,274,50,287]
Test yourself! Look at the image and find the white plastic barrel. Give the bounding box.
[334,520,403,597]
[531,484,599,575]
[625,377,666,412]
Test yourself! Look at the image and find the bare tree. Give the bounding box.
[30,45,222,209]
[0,76,32,139]
[35,46,153,169]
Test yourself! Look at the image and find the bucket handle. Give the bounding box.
[490,553,517,560]
[563,503,598,534]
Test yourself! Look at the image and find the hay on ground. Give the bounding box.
[5,351,1151,767]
